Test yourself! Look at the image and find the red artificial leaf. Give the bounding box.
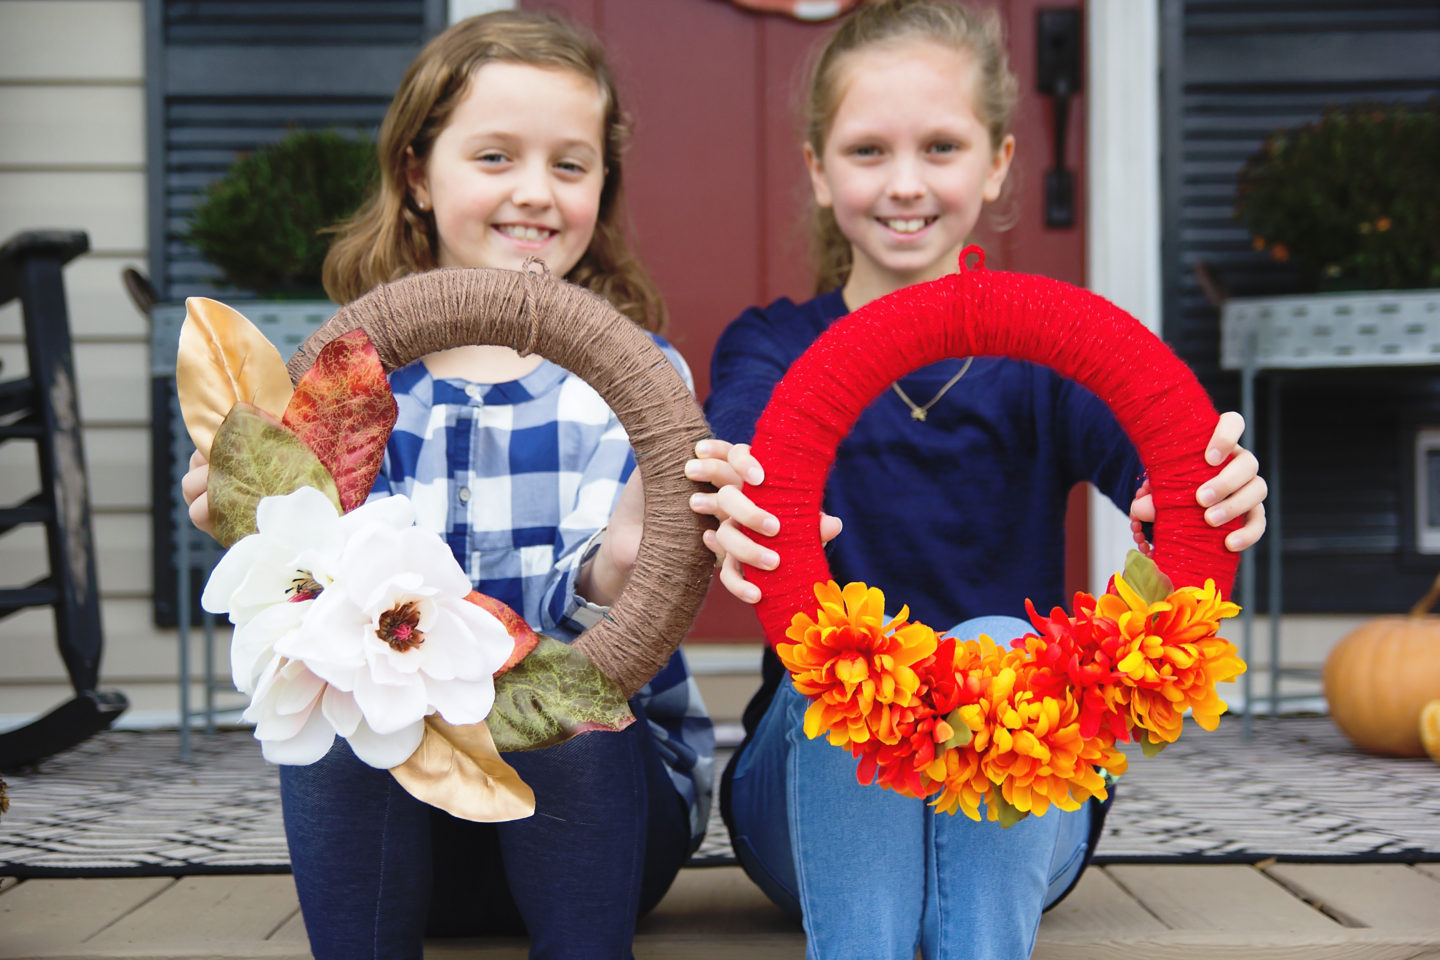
[282,329,397,513]
[465,591,541,676]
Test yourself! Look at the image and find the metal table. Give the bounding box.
[1219,287,1440,735]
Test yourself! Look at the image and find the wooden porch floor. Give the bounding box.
[4,862,1440,959]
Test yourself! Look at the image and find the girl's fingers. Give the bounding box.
[180,462,209,506]
[1204,474,1268,528]
[188,448,208,471]
[714,517,779,572]
[715,484,779,537]
[1205,411,1246,465]
[685,455,744,491]
[1197,448,1261,512]
[719,550,760,604]
[1225,502,1267,552]
[187,491,213,536]
[819,512,843,545]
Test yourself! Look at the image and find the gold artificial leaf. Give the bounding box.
[176,297,295,458]
[390,717,536,822]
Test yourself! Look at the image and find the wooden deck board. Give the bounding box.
[87,876,301,947]
[1265,863,1440,931]
[3,865,1440,959]
[1105,864,1338,933]
[0,877,173,958]
[1039,868,1166,937]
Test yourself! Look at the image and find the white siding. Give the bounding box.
[0,0,168,729]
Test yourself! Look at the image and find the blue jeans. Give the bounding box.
[279,698,691,960]
[725,617,1093,960]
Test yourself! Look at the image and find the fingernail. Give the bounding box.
[744,585,761,603]
[1225,533,1240,551]
[689,493,708,509]
[1207,448,1223,465]
[747,466,764,485]
[761,516,779,536]
[684,459,702,478]
[1205,507,1225,526]
[695,441,711,457]
[763,550,779,570]
[1197,486,1217,506]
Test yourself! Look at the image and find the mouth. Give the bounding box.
[493,223,557,246]
[878,216,938,236]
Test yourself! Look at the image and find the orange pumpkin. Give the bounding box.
[1323,572,1440,756]
[1422,700,1440,763]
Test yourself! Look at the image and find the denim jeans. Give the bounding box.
[279,698,691,960]
[725,616,1093,960]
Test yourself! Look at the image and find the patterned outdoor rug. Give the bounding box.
[2,717,1438,877]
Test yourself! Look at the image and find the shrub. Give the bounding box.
[186,130,376,297]
[1234,100,1440,291]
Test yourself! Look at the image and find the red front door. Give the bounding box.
[528,0,1088,641]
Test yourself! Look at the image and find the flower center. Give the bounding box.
[287,571,323,602]
[377,600,425,652]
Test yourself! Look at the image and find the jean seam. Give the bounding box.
[371,778,394,960]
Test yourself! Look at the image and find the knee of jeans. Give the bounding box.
[946,615,1032,644]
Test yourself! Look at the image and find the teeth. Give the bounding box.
[884,218,931,234]
[497,225,552,242]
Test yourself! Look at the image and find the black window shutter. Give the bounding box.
[145,0,446,627]
[1161,0,1440,613]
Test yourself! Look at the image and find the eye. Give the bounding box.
[848,143,883,159]
[929,141,962,155]
[475,150,509,165]
[554,159,588,176]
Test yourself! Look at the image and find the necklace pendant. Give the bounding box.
[910,408,927,422]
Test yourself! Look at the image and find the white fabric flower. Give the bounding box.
[202,486,513,768]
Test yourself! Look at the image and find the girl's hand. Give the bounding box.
[180,449,214,536]
[578,469,644,607]
[1128,411,1268,554]
[686,439,842,603]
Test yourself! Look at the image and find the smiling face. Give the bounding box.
[807,40,1014,306]
[406,61,606,278]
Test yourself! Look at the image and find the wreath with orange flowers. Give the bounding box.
[742,248,1248,824]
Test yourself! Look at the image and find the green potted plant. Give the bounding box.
[1234,100,1440,292]
[187,129,377,299]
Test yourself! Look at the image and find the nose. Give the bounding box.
[510,159,554,209]
[886,157,926,201]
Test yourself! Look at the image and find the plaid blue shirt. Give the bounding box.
[369,335,713,842]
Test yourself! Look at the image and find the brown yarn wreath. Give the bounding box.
[286,266,715,698]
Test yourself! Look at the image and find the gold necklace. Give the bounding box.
[890,356,974,422]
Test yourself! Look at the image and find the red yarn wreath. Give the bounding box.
[744,247,1241,647]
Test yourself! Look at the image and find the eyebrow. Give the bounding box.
[458,130,601,158]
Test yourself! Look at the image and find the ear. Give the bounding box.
[803,141,833,210]
[404,146,431,210]
[982,134,1016,203]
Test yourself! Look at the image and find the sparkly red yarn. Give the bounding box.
[745,247,1240,648]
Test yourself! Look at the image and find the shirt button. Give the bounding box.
[458,487,471,502]
[465,384,484,401]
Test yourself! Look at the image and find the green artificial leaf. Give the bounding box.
[990,791,1029,829]
[282,329,397,513]
[940,709,973,751]
[208,402,342,547]
[1139,735,1168,759]
[1124,549,1175,606]
[488,635,635,753]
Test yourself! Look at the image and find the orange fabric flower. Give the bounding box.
[779,575,1243,824]
[1095,575,1245,745]
[777,581,938,748]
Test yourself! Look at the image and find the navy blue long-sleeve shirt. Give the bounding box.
[704,287,1146,630]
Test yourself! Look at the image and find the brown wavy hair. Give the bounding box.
[323,10,666,333]
[802,0,1019,294]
